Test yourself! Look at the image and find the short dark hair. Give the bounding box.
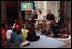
[1,23,6,29]
[38,10,42,14]
[8,26,12,29]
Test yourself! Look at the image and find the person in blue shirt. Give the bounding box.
[11,27,23,47]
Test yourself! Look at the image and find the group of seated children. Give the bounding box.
[1,20,40,48]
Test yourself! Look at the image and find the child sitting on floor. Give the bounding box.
[1,23,7,48]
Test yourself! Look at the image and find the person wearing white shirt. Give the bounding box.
[35,11,44,27]
[38,11,44,21]
[6,26,13,43]
[6,29,13,40]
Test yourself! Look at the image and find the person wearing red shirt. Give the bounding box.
[1,28,7,48]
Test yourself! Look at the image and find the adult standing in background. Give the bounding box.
[31,9,38,24]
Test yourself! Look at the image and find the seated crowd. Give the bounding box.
[1,9,64,48]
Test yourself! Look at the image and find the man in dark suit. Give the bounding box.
[58,9,64,26]
[45,9,55,35]
[46,10,55,21]
[51,9,64,37]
